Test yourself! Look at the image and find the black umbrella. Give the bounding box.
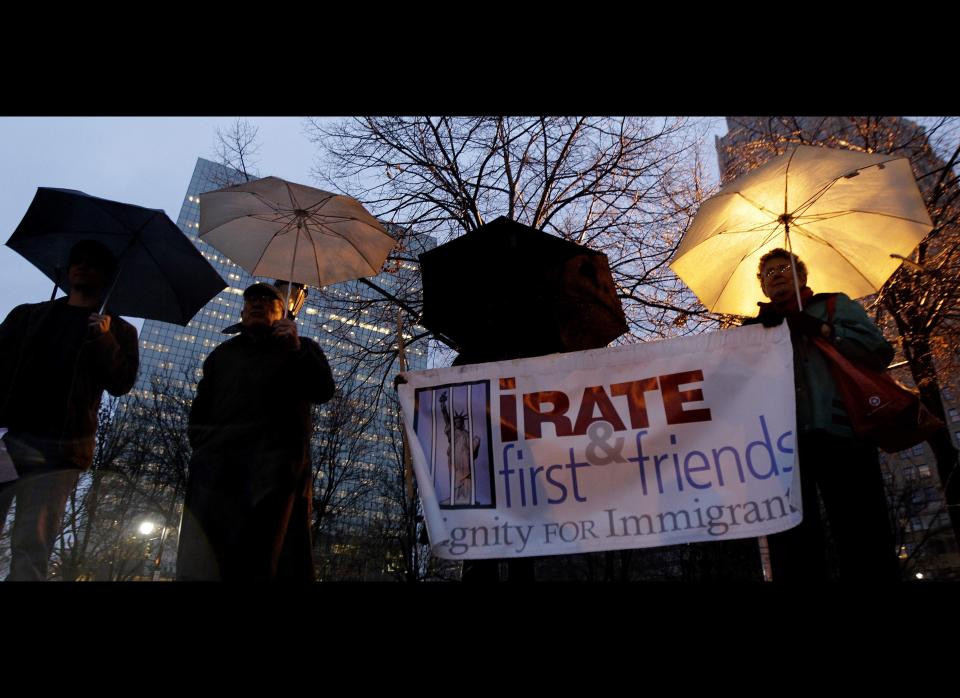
[418,216,628,359]
[7,188,227,326]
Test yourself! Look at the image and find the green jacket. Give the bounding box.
[746,293,894,437]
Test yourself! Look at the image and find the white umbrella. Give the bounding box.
[670,145,933,316]
[199,177,395,306]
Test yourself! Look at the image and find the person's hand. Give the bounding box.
[757,307,785,328]
[786,312,829,339]
[88,313,111,337]
[272,318,300,351]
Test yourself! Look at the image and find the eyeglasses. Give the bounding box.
[762,263,792,280]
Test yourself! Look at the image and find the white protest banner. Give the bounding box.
[397,323,802,560]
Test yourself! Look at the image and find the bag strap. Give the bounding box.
[825,293,837,327]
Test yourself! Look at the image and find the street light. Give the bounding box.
[136,520,169,581]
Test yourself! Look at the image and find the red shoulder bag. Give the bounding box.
[812,295,943,453]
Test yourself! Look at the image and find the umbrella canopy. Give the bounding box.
[418,216,628,356]
[7,188,227,325]
[198,176,395,288]
[670,145,933,316]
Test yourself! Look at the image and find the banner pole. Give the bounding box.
[397,307,417,577]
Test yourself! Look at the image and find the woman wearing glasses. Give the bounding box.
[744,248,900,581]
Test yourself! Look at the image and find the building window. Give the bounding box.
[917,464,932,478]
[949,408,959,423]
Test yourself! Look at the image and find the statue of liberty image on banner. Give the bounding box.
[413,380,495,508]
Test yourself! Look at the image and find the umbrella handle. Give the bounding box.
[98,254,128,316]
[397,308,415,505]
[784,224,804,310]
[284,220,300,319]
[50,266,61,301]
[97,224,142,316]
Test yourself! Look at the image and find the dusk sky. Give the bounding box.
[0,117,323,326]
[0,116,727,328]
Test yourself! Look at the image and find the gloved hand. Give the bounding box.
[757,307,785,328]
[786,312,828,338]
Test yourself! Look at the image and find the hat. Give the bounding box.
[68,239,118,280]
[243,282,284,304]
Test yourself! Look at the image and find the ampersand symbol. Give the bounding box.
[585,421,626,465]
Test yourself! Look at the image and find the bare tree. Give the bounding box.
[126,370,194,578]
[212,117,261,185]
[370,390,460,581]
[50,395,138,580]
[304,117,719,367]
[301,117,736,581]
[49,370,194,580]
[310,381,378,542]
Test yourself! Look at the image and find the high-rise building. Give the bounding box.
[716,117,960,581]
[118,157,432,580]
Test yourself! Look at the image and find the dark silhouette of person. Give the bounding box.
[0,240,139,580]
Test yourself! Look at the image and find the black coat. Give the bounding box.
[178,328,334,580]
[188,330,335,503]
[0,298,139,469]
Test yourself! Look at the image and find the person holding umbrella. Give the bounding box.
[188,176,396,580]
[670,144,936,580]
[744,248,900,581]
[0,240,139,581]
[176,282,335,581]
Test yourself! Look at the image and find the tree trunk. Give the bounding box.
[72,470,104,580]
